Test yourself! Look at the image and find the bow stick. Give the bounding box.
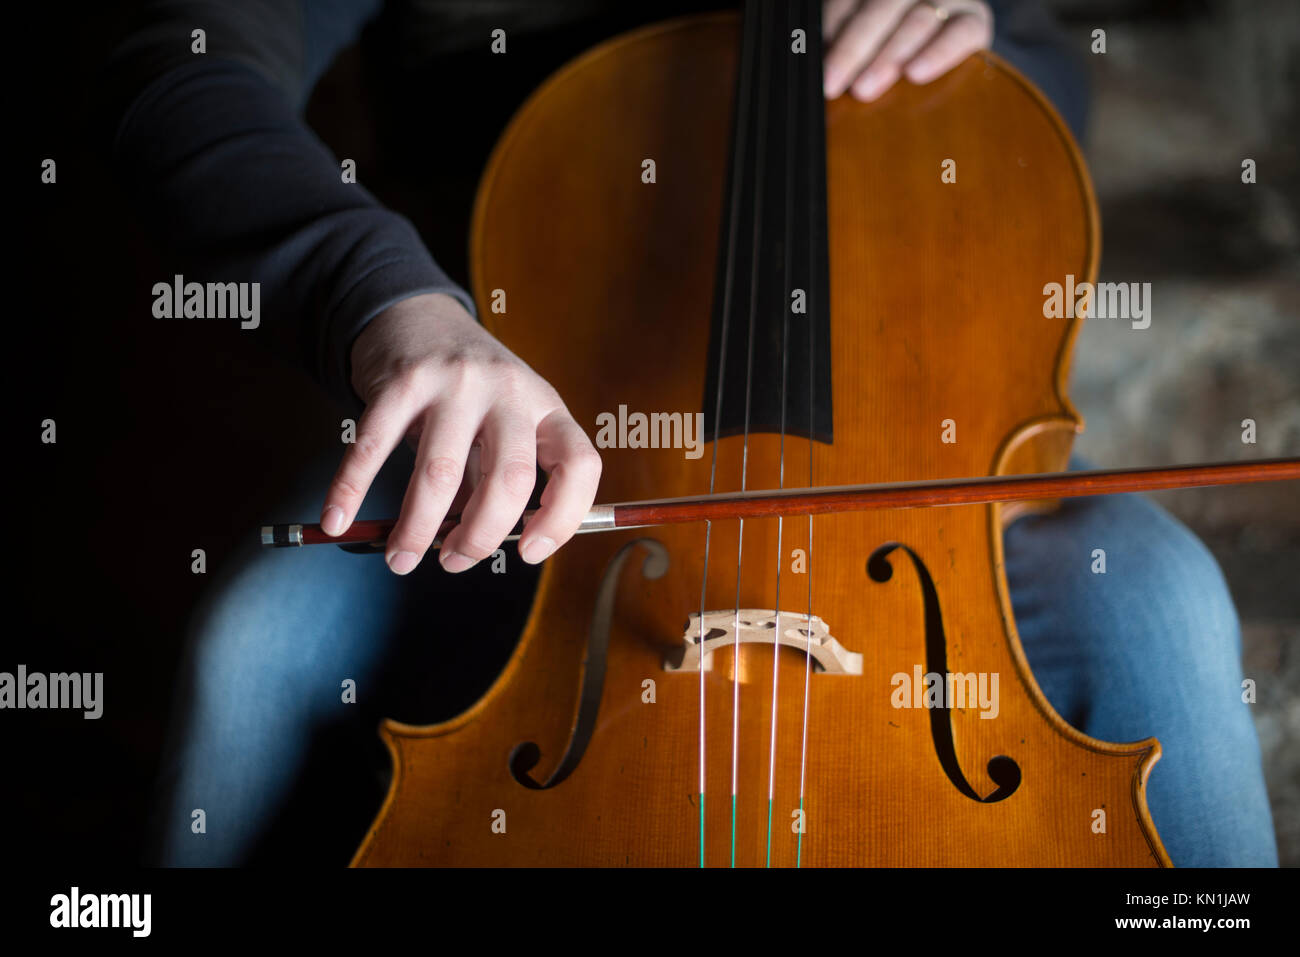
[261,458,1300,549]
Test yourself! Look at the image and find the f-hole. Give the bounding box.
[868,542,1021,803]
[509,538,669,789]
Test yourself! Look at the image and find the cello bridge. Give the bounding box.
[664,609,861,675]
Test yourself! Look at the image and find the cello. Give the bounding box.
[268,1,1298,866]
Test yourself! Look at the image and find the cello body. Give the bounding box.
[353,12,1170,867]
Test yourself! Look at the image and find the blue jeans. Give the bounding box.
[148,452,1278,866]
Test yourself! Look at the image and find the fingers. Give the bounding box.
[454,444,484,512]
[904,9,993,84]
[437,404,539,573]
[850,3,945,100]
[385,404,480,575]
[824,1,993,102]
[823,0,913,98]
[518,408,603,564]
[331,378,594,577]
[320,383,416,537]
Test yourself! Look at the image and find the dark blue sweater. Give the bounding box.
[106,0,1088,413]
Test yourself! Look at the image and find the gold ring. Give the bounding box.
[918,0,950,21]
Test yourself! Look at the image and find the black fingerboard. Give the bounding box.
[702,0,833,444]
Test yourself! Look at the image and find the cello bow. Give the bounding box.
[262,457,1300,548]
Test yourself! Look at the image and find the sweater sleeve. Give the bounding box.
[104,0,477,411]
[986,0,1090,145]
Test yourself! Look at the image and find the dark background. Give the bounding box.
[12,0,1298,866]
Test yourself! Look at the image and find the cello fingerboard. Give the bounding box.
[701,0,833,445]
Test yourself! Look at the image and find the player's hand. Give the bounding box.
[322,292,602,575]
[823,0,993,101]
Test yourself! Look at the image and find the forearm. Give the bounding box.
[105,0,474,409]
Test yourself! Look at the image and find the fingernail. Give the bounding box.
[907,59,936,83]
[520,536,556,564]
[440,550,478,573]
[321,505,345,536]
[854,69,888,101]
[824,69,842,98]
[387,550,419,575]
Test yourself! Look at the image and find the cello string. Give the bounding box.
[796,0,819,869]
[701,0,760,869]
[732,0,772,869]
[765,0,798,870]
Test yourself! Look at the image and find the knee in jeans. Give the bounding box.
[1101,507,1241,685]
